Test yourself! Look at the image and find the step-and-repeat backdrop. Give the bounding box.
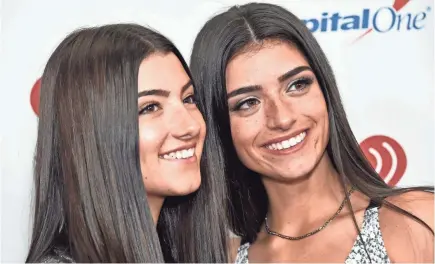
[1,0,433,261]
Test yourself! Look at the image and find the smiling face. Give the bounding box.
[137,52,206,197]
[225,41,329,182]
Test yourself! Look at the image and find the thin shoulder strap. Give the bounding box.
[235,243,250,264]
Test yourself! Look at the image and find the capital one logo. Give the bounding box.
[301,0,431,43]
[359,135,407,186]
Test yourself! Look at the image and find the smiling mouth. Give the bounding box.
[265,131,307,151]
[159,148,195,160]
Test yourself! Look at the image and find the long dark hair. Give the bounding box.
[190,2,433,252]
[27,23,228,263]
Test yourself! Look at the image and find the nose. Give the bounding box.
[168,106,201,140]
[265,98,296,131]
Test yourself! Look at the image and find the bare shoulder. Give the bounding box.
[228,236,242,263]
[379,190,434,263]
[385,190,433,229]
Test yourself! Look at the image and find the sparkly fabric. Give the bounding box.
[235,242,250,264]
[344,207,390,264]
[235,207,390,263]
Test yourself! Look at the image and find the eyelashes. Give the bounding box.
[139,102,161,115]
[232,97,260,111]
[139,94,197,115]
[286,76,314,93]
[183,94,196,105]
[230,76,314,112]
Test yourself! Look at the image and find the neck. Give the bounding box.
[146,195,165,226]
[262,153,348,233]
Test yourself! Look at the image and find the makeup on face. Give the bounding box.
[136,53,206,197]
[225,41,329,180]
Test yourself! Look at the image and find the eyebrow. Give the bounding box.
[138,80,193,98]
[227,85,262,99]
[181,80,193,94]
[277,66,312,82]
[226,66,312,99]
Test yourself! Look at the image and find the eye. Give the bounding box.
[233,97,260,111]
[139,103,161,115]
[286,77,313,93]
[183,94,196,104]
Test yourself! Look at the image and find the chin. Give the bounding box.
[279,171,313,182]
[262,161,317,182]
[169,176,201,196]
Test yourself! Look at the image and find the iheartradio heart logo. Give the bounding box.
[359,135,407,186]
[30,78,41,116]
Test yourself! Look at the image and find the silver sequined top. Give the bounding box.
[235,207,390,264]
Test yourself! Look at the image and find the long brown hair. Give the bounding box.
[190,3,433,261]
[27,24,228,263]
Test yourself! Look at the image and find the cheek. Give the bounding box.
[311,91,329,132]
[300,87,329,143]
[297,86,329,124]
[193,111,206,152]
[229,115,261,154]
[138,119,165,164]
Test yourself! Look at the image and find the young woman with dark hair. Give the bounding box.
[190,3,433,263]
[26,23,228,263]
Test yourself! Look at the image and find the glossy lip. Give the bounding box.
[261,129,309,156]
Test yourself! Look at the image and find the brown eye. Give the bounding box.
[286,77,313,93]
[139,103,161,115]
[234,97,260,111]
[183,94,196,104]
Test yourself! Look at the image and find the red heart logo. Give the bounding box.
[30,78,41,116]
[360,135,407,186]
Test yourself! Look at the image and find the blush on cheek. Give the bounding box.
[140,128,162,142]
[138,121,165,159]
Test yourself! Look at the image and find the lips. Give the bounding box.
[265,131,306,150]
[159,143,197,160]
[161,148,195,160]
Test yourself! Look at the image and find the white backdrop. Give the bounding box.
[1,0,433,261]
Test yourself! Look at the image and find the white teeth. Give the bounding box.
[297,135,302,143]
[266,131,306,151]
[282,140,291,148]
[161,148,195,160]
